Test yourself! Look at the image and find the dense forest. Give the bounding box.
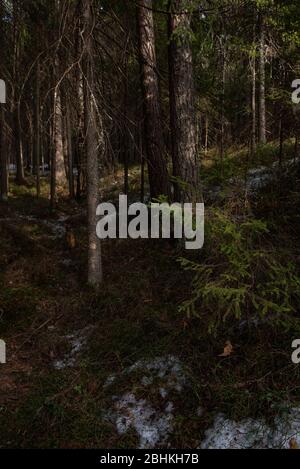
[1,0,300,451]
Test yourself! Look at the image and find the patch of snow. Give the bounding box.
[104,355,187,449]
[60,259,73,268]
[201,415,269,449]
[272,407,300,448]
[247,166,270,177]
[53,326,93,370]
[205,185,222,201]
[16,213,66,239]
[43,219,66,238]
[112,393,172,449]
[141,376,153,386]
[245,157,300,194]
[246,173,273,192]
[126,355,186,392]
[206,157,300,200]
[104,375,116,388]
[165,402,174,414]
[201,407,300,449]
[159,388,168,399]
[28,164,50,173]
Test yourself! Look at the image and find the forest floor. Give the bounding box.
[1,141,300,449]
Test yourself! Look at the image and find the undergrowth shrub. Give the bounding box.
[202,157,239,186]
[179,209,300,334]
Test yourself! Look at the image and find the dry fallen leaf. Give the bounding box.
[219,341,233,357]
[289,438,299,449]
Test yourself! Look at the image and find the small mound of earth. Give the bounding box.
[104,355,187,449]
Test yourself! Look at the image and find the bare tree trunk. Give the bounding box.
[54,87,67,189]
[50,82,56,210]
[258,13,266,144]
[51,85,63,209]
[294,135,298,163]
[66,99,74,198]
[123,63,129,196]
[278,115,284,168]
[220,33,226,168]
[204,117,209,157]
[34,59,41,197]
[50,136,56,209]
[12,0,25,185]
[76,71,86,200]
[250,15,257,158]
[168,0,198,202]
[251,57,256,157]
[137,0,170,200]
[50,1,67,209]
[14,106,25,184]
[139,121,145,202]
[0,4,8,200]
[0,106,8,201]
[83,0,103,287]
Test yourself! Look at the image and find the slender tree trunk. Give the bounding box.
[220,34,226,167]
[51,1,67,209]
[294,135,298,163]
[54,87,67,189]
[76,71,86,200]
[278,116,284,168]
[168,0,198,202]
[251,16,257,158]
[74,2,85,201]
[139,121,145,202]
[28,112,33,173]
[34,59,41,197]
[14,106,25,184]
[49,86,56,210]
[0,106,8,201]
[0,5,7,200]
[251,56,256,157]
[12,0,25,185]
[258,13,266,144]
[137,0,170,200]
[51,84,63,209]
[50,99,56,210]
[66,99,74,198]
[83,0,103,287]
[62,109,69,180]
[123,7,130,196]
[123,64,129,195]
[204,117,209,157]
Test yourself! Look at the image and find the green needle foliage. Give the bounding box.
[179,209,300,334]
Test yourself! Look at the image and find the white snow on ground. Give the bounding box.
[53,326,93,370]
[207,157,300,200]
[16,213,66,238]
[43,219,66,238]
[245,157,300,194]
[104,355,187,449]
[126,355,186,392]
[105,355,300,449]
[112,393,173,449]
[246,168,273,192]
[9,164,17,173]
[201,408,300,449]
